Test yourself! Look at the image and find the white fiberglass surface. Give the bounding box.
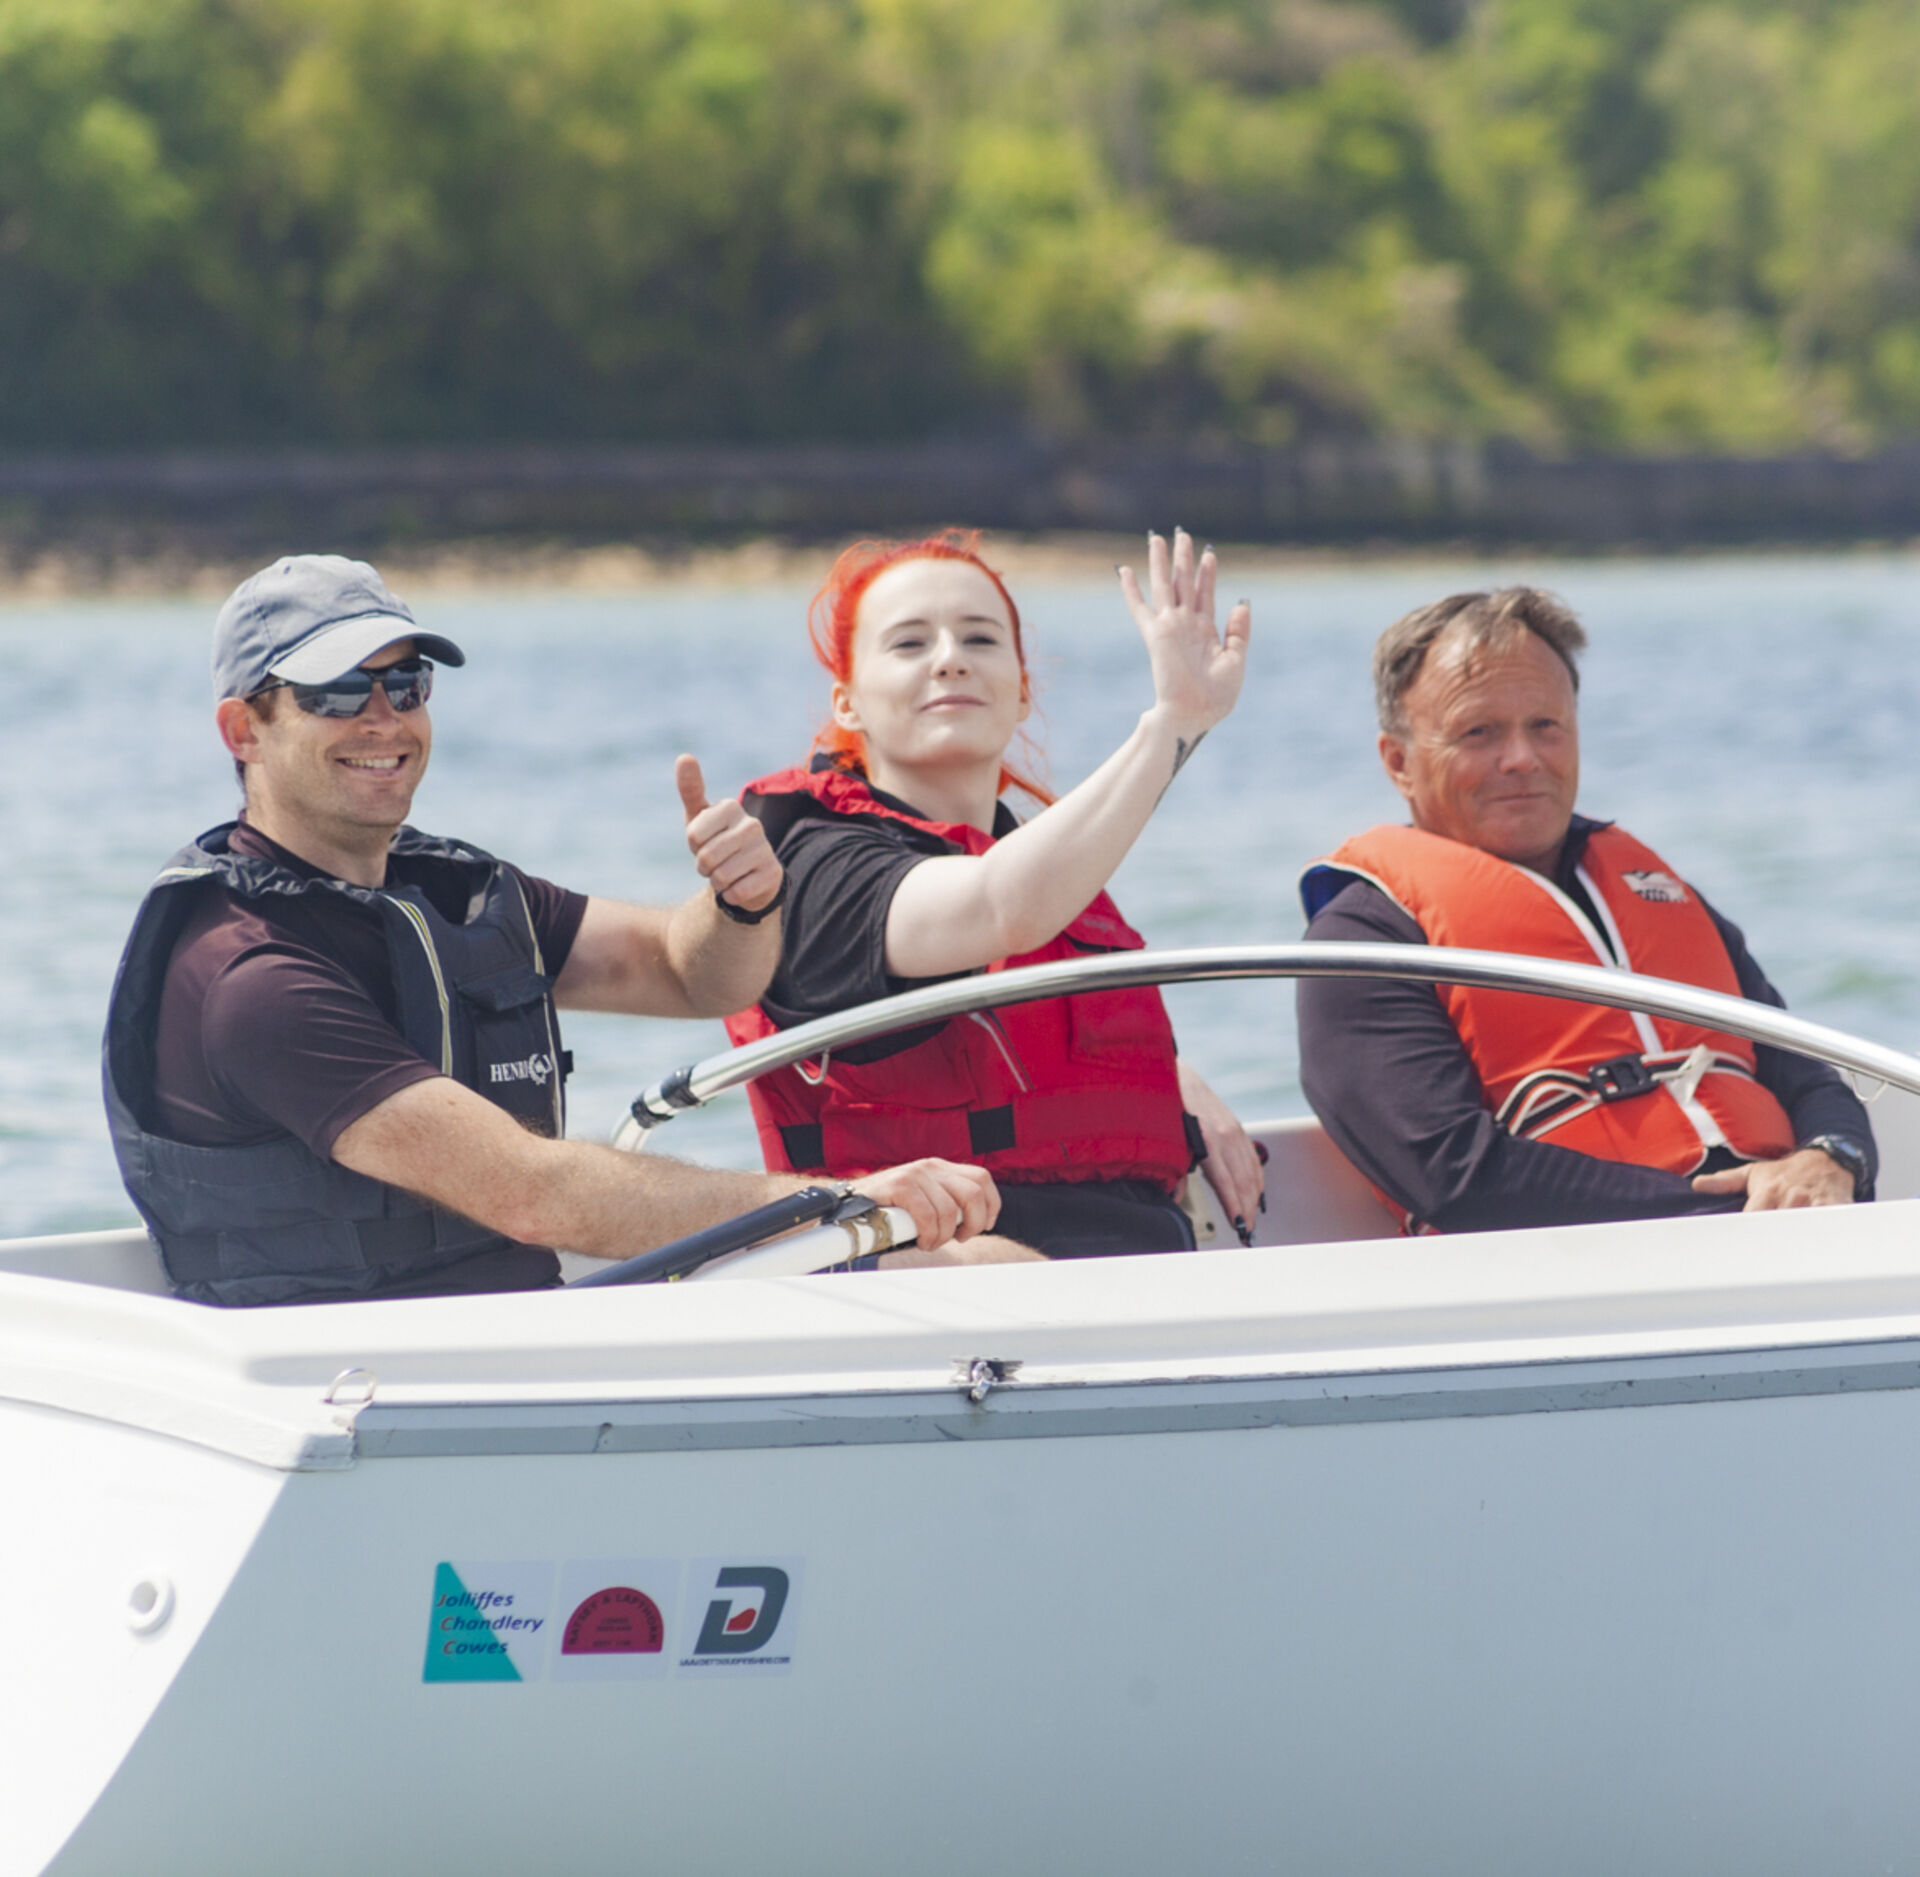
[0,1404,283,1877]
[4,1203,1920,1474]
[42,1382,1920,1877]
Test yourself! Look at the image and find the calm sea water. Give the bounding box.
[5,553,1919,1239]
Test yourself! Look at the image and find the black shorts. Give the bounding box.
[994,1179,1195,1260]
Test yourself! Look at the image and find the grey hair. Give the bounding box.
[1373,587,1587,734]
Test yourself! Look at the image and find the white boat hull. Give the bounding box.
[24,1367,1920,1876]
[10,1120,1920,1874]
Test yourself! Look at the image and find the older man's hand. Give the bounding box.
[1692,1148,1856,1211]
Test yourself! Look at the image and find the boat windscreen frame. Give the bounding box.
[618,942,1920,1146]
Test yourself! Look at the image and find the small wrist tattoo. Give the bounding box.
[1157,731,1207,804]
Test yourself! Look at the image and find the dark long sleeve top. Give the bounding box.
[1296,819,1876,1233]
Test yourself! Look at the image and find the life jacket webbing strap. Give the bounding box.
[779,1103,1020,1170]
[779,1122,827,1171]
[161,1208,443,1283]
[1498,1047,1757,1143]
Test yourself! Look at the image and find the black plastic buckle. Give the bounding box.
[1587,1053,1656,1102]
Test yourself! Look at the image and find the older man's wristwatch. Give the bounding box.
[1802,1133,1871,1200]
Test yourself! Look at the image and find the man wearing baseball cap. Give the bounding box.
[103,555,1017,1305]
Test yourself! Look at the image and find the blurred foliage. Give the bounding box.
[3,0,1919,449]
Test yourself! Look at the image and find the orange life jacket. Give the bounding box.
[1300,822,1796,1177]
[725,765,1194,1190]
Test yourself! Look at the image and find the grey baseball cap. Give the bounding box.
[212,554,466,701]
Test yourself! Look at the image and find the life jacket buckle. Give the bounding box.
[1587,1053,1656,1102]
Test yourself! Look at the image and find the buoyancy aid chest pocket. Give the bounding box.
[458,963,552,1013]
[811,1018,991,1112]
[454,965,567,1136]
[1064,982,1179,1067]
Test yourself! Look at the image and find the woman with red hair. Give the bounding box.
[724,527,1263,1259]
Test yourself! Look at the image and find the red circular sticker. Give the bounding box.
[562,1586,666,1655]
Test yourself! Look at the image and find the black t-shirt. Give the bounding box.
[148,822,588,1296]
[1296,817,1877,1232]
[750,778,1022,1063]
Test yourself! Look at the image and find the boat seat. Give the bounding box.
[1183,1117,1401,1249]
[0,1227,173,1295]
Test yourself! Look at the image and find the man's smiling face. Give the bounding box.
[244,638,431,847]
[1379,625,1580,876]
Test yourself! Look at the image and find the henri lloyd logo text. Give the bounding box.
[490,1052,554,1088]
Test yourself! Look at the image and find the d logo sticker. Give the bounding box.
[694,1567,789,1655]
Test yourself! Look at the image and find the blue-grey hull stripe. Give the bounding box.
[351,1335,1920,1458]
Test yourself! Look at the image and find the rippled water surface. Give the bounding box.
[5,553,1919,1237]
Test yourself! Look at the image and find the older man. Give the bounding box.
[1296,587,1874,1234]
[103,554,1019,1304]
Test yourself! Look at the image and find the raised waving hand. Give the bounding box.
[883,525,1254,981]
[1118,529,1251,780]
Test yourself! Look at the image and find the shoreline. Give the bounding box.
[6,530,1920,602]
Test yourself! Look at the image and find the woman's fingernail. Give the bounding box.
[1258,1193,1268,1213]
[1234,1217,1253,1246]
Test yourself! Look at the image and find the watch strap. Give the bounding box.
[713,874,788,926]
[1803,1133,1871,1200]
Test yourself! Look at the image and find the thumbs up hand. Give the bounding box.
[676,755,785,918]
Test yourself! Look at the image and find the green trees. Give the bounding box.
[2,0,1917,450]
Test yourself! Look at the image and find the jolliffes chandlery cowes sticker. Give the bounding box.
[550,1559,682,1681]
[423,1562,555,1682]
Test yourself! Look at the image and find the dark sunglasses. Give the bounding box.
[259,658,434,718]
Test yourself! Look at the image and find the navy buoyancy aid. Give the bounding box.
[724,766,1195,1191]
[103,824,569,1306]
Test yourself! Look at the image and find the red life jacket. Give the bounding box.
[725,765,1193,1190]
[1301,822,1796,1179]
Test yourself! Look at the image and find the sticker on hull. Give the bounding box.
[551,1559,682,1681]
[422,1561,554,1682]
[422,1557,800,1682]
[678,1558,803,1674]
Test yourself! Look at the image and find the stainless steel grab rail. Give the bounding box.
[616,942,1920,1148]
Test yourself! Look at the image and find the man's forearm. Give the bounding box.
[661,892,783,1016]
[1714,900,1879,1184]
[498,1136,801,1256]
[334,1074,803,1256]
[335,1074,1002,1257]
